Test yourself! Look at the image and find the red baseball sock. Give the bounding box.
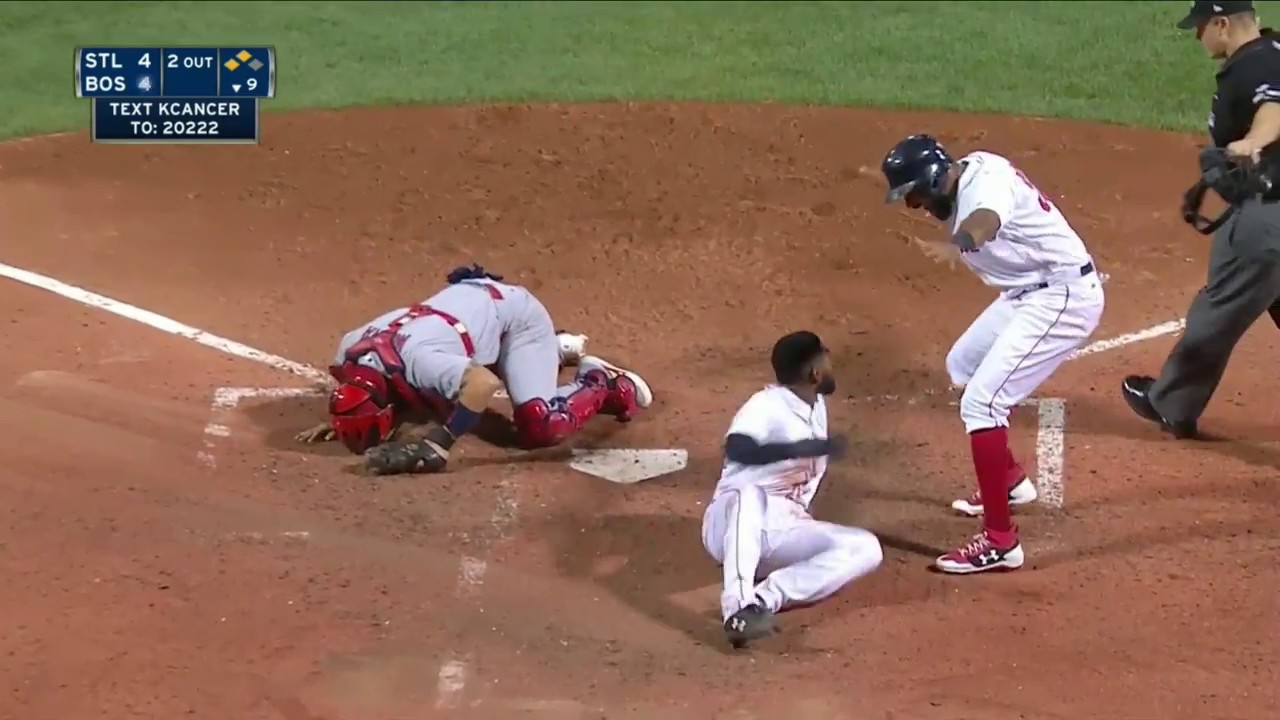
[970,427,1018,547]
[1006,444,1025,488]
[1001,408,1025,488]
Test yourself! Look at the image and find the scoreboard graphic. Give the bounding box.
[75,46,276,144]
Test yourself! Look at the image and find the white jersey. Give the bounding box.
[951,151,1093,291]
[711,385,828,511]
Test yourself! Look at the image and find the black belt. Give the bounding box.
[1023,262,1094,293]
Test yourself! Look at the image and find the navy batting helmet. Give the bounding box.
[881,134,958,221]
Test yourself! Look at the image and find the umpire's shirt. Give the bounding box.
[1208,44,1280,155]
[1208,30,1280,162]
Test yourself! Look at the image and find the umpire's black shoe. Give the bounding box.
[724,601,776,649]
[1121,376,1197,439]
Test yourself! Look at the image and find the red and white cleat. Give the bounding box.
[934,531,1025,575]
[950,476,1038,517]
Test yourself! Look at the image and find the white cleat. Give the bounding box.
[557,332,589,365]
[950,476,1039,517]
[579,354,653,408]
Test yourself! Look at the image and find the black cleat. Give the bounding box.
[724,602,776,650]
[1121,375,1197,439]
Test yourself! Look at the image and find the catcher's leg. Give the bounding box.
[497,291,617,449]
[511,373,611,449]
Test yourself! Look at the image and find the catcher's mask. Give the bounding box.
[328,365,395,454]
[882,134,958,221]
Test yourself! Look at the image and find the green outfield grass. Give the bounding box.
[2,0,1275,139]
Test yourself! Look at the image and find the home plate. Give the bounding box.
[568,448,688,484]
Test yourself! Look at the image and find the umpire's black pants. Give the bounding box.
[1150,198,1280,425]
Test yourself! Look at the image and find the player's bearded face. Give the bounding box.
[815,371,836,396]
[905,188,954,223]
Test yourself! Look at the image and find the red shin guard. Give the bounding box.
[512,378,610,449]
[970,427,1018,546]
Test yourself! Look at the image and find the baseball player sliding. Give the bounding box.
[881,135,1105,575]
[295,264,653,474]
[702,331,883,649]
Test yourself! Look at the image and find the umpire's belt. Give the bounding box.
[423,306,475,357]
[1010,262,1094,298]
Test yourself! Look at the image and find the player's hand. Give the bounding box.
[826,434,849,461]
[295,422,335,444]
[911,237,959,270]
[1226,139,1263,164]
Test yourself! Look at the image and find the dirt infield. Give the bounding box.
[1,104,1276,720]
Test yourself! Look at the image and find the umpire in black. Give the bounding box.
[1123,0,1280,438]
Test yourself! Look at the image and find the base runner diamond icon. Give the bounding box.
[248,58,264,71]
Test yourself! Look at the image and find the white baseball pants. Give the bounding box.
[701,485,883,621]
[946,275,1104,433]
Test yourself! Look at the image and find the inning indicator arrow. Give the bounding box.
[232,84,242,92]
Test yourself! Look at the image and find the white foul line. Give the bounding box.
[199,387,322,469]
[849,396,1070,508]
[436,467,520,710]
[1034,398,1066,510]
[199,386,520,711]
[435,660,469,709]
[1069,319,1185,359]
[0,262,332,386]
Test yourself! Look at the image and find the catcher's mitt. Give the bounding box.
[1182,147,1274,235]
[364,437,449,476]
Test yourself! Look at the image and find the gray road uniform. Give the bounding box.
[335,279,579,405]
[330,276,616,450]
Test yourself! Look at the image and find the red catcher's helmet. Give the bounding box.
[328,365,395,454]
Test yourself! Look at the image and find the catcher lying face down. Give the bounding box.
[296,264,654,474]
